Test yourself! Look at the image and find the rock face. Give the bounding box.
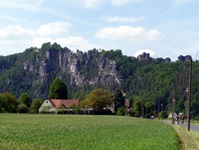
[21,43,123,98]
[156,57,171,63]
[165,57,171,63]
[137,52,152,62]
[138,52,171,63]
[98,57,122,85]
[178,55,192,62]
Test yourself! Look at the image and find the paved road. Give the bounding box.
[164,120,199,132]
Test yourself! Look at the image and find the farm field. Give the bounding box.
[0,114,179,150]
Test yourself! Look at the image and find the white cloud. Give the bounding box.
[33,36,101,52]
[0,22,100,56]
[36,22,71,37]
[0,25,35,40]
[35,22,101,51]
[32,37,53,48]
[0,22,72,41]
[95,26,161,41]
[102,16,144,23]
[54,37,101,51]
[133,49,155,57]
[111,0,140,6]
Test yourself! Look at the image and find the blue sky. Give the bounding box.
[0,0,198,61]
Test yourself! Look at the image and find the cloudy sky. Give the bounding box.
[0,0,199,60]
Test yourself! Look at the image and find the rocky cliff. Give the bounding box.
[0,43,123,98]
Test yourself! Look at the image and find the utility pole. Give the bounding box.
[172,90,175,124]
[141,99,144,118]
[188,58,192,131]
[161,103,163,112]
[146,105,147,118]
[158,94,160,121]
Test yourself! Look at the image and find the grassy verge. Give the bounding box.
[173,125,199,150]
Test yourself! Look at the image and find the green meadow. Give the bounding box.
[0,114,179,150]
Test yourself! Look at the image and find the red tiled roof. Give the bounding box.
[49,99,79,108]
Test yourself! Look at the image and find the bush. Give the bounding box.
[57,109,65,114]
[116,107,126,116]
[93,108,113,115]
[160,111,168,119]
[0,108,4,113]
[18,104,29,113]
[194,115,199,121]
[30,99,42,113]
[40,110,56,114]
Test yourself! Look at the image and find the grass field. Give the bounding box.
[0,114,179,150]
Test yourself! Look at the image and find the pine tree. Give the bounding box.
[114,89,125,113]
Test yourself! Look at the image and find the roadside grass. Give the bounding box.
[173,125,199,150]
[0,114,179,150]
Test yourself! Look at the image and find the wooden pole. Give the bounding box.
[172,90,175,124]
[188,59,192,131]
[158,94,160,121]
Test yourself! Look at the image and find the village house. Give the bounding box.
[39,99,79,114]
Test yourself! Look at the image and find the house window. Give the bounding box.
[46,100,48,103]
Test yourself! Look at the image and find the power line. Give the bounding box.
[194,50,199,60]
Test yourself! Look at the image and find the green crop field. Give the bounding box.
[0,114,179,150]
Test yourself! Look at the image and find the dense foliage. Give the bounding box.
[48,78,68,99]
[0,93,18,113]
[0,43,198,118]
[0,114,179,150]
[30,98,43,113]
[81,88,113,113]
[18,93,32,108]
[132,96,155,118]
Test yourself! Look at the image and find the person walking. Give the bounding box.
[181,116,184,124]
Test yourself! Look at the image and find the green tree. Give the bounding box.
[132,96,142,117]
[0,94,6,112]
[145,102,155,118]
[82,88,113,113]
[48,78,68,99]
[113,89,125,113]
[30,98,43,113]
[18,93,31,108]
[0,93,18,112]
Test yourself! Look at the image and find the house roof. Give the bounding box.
[48,99,79,108]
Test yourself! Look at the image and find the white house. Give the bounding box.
[39,99,79,114]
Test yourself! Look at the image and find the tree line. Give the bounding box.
[0,92,42,113]
[0,78,155,117]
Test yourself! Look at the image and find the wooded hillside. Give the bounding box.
[0,42,198,118]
